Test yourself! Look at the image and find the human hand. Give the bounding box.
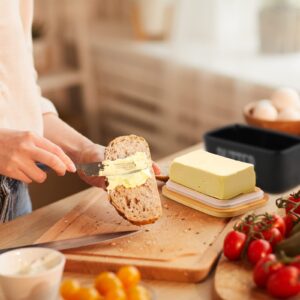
[75,143,161,189]
[0,129,76,183]
[75,143,107,189]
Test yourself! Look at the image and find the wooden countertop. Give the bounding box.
[0,144,281,300]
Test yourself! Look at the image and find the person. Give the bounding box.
[0,0,160,222]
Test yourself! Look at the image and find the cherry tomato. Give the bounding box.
[105,288,126,300]
[117,266,141,289]
[287,193,300,214]
[94,272,123,296]
[290,255,300,271]
[284,214,297,237]
[267,266,300,298]
[127,285,150,300]
[262,227,283,248]
[253,254,283,288]
[223,231,247,261]
[247,239,272,265]
[60,279,80,300]
[268,214,286,237]
[73,287,101,300]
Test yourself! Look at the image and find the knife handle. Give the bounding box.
[36,162,50,172]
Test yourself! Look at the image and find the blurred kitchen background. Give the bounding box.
[30,0,300,208]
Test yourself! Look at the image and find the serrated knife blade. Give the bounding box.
[0,230,140,254]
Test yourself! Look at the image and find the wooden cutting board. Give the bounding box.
[214,202,286,300]
[214,256,273,300]
[35,187,237,283]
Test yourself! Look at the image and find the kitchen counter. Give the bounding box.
[0,144,284,300]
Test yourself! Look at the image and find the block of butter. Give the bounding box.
[169,150,256,200]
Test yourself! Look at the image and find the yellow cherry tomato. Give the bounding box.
[117,266,141,289]
[127,285,150,300]
[105,288,127,300]
[73,287,102,300]
[95,272,123,295]
[60,279,80,300]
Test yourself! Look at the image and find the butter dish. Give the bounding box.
[162,150,268,217]
[166,180,264,209]
[162,185,268,218]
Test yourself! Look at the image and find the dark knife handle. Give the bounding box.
[36,162,50,172]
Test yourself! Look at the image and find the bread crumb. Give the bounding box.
[111,242,117,246]
[163,204,169,209]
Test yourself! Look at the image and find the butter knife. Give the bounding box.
[0,230,139,254]
[37,162,147,177]
[76,161,147,177]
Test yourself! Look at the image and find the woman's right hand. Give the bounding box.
[0,129,76,184]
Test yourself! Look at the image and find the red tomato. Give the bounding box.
[223,231,247,261]
[262,227,283,248]
[247,239,272,265]
[290,255,300,272]
[268,214,286,237]
[287,193,300,214]
[267,266,300,298]
[284,214,297,237]
[253,254,283,288]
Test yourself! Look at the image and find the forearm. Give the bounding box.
[43,114,96,162]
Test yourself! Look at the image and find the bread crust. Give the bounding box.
[104,135,162,225]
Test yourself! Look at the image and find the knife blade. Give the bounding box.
[36,162,148,177]
[0,230,139,254]
[75,162,148,177]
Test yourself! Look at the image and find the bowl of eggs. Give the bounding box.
[244,88,300,135]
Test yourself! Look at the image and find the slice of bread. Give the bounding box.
[104,135,162,225]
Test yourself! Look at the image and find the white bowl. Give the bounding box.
[0,247,65,300]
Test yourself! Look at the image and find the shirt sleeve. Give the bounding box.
[21,0,58,116]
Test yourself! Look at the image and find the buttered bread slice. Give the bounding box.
[169,150,255,200]
[105,135,162,225]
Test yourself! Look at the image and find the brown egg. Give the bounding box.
[252,100,278,120]
[271,88,300,111]
[277,108,300,121]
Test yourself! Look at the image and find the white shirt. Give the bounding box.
[0,0,57,135]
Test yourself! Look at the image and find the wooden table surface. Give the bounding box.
[0,144,283,300]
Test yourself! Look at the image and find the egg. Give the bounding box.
[271,88,300,111]
[277,108,300,121]
[255,99,274,108]
[252,100,278,121]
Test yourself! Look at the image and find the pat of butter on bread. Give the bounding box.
[169,150,256,200]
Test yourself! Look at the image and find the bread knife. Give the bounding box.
[0,230,139,254]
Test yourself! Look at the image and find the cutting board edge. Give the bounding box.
[64,253,216,283]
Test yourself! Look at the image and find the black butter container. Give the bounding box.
[204,124,300,193]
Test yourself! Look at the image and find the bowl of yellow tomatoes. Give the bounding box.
[60,266,154,300]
